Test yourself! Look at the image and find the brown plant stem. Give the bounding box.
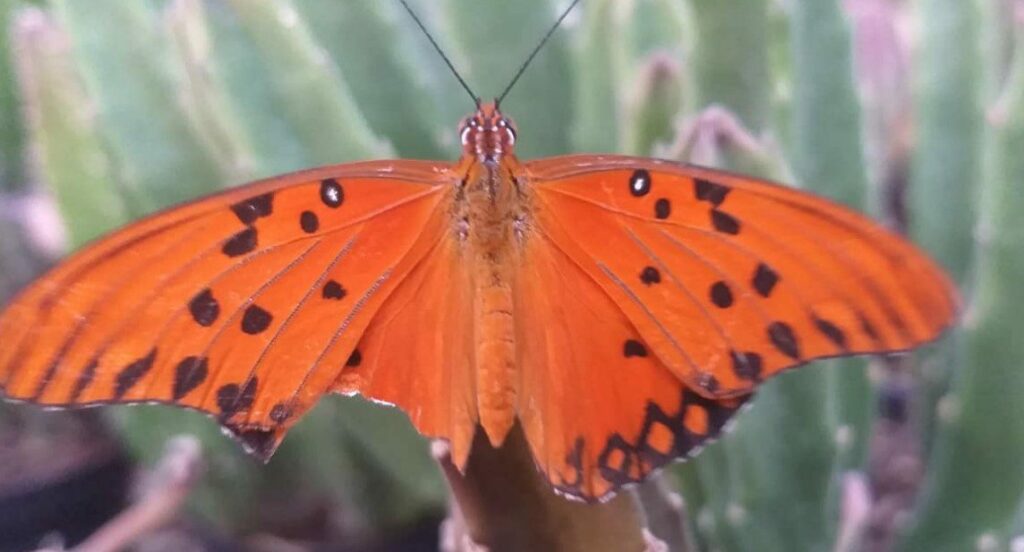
[635,476,698,552]
[435,422,651,552]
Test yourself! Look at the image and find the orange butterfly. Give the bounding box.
[0,6,956,503]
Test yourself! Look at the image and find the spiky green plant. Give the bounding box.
[0,0,1021,549]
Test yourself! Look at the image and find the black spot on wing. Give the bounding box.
[640,266,661,286]
[242,305,273,335]
[216,377,258,416]
[698,374,720,393]
[623,339,648,358]
[752,263,779,297]
[114,349,157,399]
[710,210,740,235]
[629,169,651,197]
[637,390,750,472]
[767,321,801,360]
[814,317,848,350]
[563,389,754,501]
[323,280,347,300]
[654,198,671,220]
[694,178,730,206]
[69,360,98,402]
[859,313,881,343]
[320,178,344,208]
[230,193,274,225]
[223,227,258,257]
[189,288,220,327]
[710,281,734,308]
[730,350,763,381]
[270,402,292,423]
[172,356,209,400]
[300,211,319,234]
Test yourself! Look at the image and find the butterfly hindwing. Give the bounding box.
[331,229,479,467]
[527,154,957,399]
[0,161,453,456]
[515,224,751,500]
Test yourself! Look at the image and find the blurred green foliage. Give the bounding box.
[0,0,1021,549]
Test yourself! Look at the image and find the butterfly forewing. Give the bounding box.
[0,161,454,455]
[527,154,958,398]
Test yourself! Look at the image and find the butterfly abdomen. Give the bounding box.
[474,275,516,447]
[462,155,526,448]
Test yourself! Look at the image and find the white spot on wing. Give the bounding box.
[324,186,340,204]
[631,174,648,194]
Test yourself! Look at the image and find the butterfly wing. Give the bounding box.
[515,223,750,500]
[517,154,956,499]
[0,160,457,457]
[329,228,479,467]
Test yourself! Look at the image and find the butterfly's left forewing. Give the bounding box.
[515,154,957,499]
[526,155,957,400]
[0,161,454,456]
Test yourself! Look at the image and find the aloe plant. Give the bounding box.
[0,0,26,195]
[0,0,1018,549]
[896,1,1024,549]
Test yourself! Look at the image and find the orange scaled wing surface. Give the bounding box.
[331,225,478,467]
[516,154,957,500]
[0,161,463,457]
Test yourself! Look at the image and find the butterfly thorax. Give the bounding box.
[456,102,528,447]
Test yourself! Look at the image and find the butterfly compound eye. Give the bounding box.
[498,117,517,145]
[460,117,479,147]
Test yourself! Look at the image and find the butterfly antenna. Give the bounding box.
[398,0,479,106]
[497,0,581,106]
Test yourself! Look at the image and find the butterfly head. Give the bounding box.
[460,101,517,165]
